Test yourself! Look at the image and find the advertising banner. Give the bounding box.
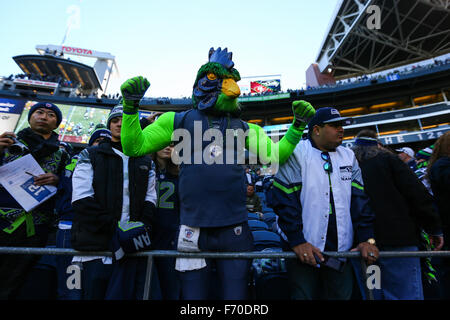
[238,93,290,102]
[13,78,58,88]
[250,79,281,94]
[342,127,450,148]
[0,98,26,133]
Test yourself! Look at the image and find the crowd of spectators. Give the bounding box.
[5,73,78,89]
[208,57,450,99]
[0,48,449,302]
[2,56,449,103]
[302,57,450,92]
[241,90,287,98]
[0,99,449,301]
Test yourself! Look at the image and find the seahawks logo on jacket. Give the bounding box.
[339,165,352,181]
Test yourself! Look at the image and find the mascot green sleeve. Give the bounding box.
[119,47,315,228]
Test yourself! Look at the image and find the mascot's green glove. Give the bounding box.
[280,100,316,146]
[291,100,316,130]
[120,76,151,113]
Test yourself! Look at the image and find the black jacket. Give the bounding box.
[359,152,442,247]
[71,141,156,251]
[429,156,450,240]
[0,128,69,233]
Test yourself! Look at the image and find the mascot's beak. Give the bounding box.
[221,78,241,98]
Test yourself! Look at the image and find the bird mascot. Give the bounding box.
[119,47,315,299]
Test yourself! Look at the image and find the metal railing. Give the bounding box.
[2,247,450,300]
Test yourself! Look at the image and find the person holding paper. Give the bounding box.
[0,102,70,299]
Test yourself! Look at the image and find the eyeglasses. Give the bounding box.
[321,152,333,173]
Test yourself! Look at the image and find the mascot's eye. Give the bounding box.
[207,73,217,80]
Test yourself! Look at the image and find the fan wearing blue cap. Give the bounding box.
[267,107,378,300]
[307,107,353,151]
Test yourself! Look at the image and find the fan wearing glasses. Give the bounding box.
[267,107,378,300]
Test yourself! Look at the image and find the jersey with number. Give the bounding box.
[152,169,180,249]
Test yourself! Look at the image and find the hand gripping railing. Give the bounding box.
[2,247,450,300]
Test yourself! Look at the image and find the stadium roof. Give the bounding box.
[316,0,450,79]
[12,54,102,91]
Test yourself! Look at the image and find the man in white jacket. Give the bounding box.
[267,107,378,300]
[71,105,157,300]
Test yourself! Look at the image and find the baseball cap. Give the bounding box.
[307,107,353,132]
[395,147,415,158]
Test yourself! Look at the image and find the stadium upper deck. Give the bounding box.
[1,0,449,150]
[314,0,450,80]
[1,59,448,150]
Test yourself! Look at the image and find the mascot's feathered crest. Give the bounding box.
[208,47,234,69]
[192,47,241,115]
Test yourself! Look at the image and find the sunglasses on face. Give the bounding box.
[321,152,333,173]
[327,122,344,128]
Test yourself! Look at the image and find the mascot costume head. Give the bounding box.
[192,47,242,116]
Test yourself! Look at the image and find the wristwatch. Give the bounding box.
[367,238,376,246]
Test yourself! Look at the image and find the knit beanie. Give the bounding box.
[88,128,112,146]
[107,104,123,129]
[28,102,63,127]
[416,145,434,161]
